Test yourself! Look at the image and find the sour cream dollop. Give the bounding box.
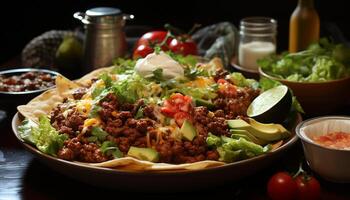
[135,51,184,79]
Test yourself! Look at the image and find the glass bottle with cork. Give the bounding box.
[289,0,320,53]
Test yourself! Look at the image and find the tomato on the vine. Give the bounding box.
[133,31,171,59]
[267,163,321,200]
[133,25,199,59]
[136,31,170,49]
[132,44,154,59]
[295,175,321,200]
[267,172,297,200]
[168,36,198,56]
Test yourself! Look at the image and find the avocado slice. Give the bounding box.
[227,119,288,141]
[194,98,215,109]
[127,147,159,162]
[180,120,197,141]
[247,85,292,123]
[230,129,269,145]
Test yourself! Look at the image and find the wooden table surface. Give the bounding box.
[1,58,350,200]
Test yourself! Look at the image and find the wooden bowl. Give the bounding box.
[259,68,350,117]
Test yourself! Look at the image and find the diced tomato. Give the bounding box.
[160,93,193,125]
[160,107,176,117]
[217,79,237,97]
[174,112,192,127]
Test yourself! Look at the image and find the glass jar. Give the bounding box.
[238,17,277,72]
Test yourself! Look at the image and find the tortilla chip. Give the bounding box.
[17,75,79,123]
[76,66,113,86]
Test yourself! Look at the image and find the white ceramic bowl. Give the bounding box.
[296,116,350,183]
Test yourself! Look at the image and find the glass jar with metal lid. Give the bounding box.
[74,7,134,71]
[238,17,277,72]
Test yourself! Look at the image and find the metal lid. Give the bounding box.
[74,7,123,25]
[86,7,122,17]
[239,17,277,37]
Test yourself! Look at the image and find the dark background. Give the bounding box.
[0,0,349,64]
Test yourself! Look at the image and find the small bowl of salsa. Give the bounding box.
[0,68,58,114]
[296,116,350,183]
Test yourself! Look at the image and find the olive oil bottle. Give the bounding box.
[289,0,320,52]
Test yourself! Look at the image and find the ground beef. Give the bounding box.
[132,99,145,115]
[72,88,88,100]
[143,105,157,120]
[213,69,230,82]
[57,147,74,160]
[155,130,209,164]
[119,103,134,111]
[206,150,220,160]
[50,105,86,136]
[98,93,119,121]
[64,110,86,131]
[193,106,210,125]
[57,137,108,163]
[214,87,260,119]
[193,106,230,136]
[79,143,108,163]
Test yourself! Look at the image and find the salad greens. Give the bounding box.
[258,38,350,82]
[18,116,68,156]
[206,133,267,162]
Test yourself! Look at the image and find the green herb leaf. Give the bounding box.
[100,141,123,158]
[91,127,108,141]
[112,58,136,74]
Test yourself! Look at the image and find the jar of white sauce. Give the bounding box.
[238,17,277,71]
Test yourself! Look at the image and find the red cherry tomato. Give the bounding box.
[136,31,169,47]
[132,44,154,59]
[134,31,172,58]
[267,172,297,200]
[168,37,198,56]
[295,175,321,200]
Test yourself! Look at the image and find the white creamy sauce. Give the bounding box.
[238,41,276,71]
[135,51,184,79]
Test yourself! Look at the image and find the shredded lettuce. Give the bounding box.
[18,116,68,156]
[112,58,136,74]
[111,75,149,103]
[229,72,259,89]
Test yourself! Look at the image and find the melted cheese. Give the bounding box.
[83,118,101,128]
[76,99,93,115]
[186,77,214,88]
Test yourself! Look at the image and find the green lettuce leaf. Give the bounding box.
[31,116,68,156]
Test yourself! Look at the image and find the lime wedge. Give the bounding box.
[247,85,292,123]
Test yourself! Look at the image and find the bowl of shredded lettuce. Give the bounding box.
[258,39,350,116]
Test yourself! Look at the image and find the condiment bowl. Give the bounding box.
[296,116,350,183]
[0,68,59,114]
[259,67,350,116]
